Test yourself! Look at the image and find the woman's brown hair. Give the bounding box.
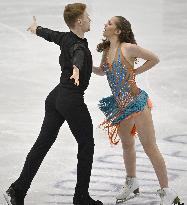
[97,16,137,52]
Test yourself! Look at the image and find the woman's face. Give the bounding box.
[103,16,120,38]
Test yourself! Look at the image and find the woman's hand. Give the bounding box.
[27,16,38,34]
[70,65,80,86]
[92,66,105,76]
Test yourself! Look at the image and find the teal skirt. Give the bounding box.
[98,89,149,125]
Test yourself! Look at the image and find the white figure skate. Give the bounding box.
[157,188,183,205]
[116,176,140,204]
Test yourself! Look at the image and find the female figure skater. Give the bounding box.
[93,16,182,205]
[4,3,103,205]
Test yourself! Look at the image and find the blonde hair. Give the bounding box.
[63,3,86,28]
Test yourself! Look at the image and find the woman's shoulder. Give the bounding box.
[120,43,140,57]
[121,42,138,50]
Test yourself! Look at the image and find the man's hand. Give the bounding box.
[27,16,38,34]
[70,65,80,86]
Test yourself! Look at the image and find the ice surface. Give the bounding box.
[0,0,187,204]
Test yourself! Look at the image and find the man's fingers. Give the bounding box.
[27,28,35,33]
[70,73,79,86]
[71,78,79,86]
[27,16,37,32]
[75,79,79,86]
[33,16,36,22]
[73,65,79,72]
[27,27,34,32]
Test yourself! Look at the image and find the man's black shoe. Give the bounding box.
[3,186,24,205]
[73,193,103,205]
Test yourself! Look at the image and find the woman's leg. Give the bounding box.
[118,118,136,177]
[134,105,168,188]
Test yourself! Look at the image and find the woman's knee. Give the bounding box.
[120,137,135,151]
[142,142,159,155]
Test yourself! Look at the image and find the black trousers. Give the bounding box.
[12,84,94,197]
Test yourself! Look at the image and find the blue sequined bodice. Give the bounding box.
[102,48,140,109]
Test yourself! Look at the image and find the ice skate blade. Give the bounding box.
[3,193,11,205]
[116,193,140,204]
[159,196,184,205]
[173,196,184,205]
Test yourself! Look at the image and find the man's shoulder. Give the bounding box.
[60,32,88,51]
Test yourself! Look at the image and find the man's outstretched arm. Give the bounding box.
[27,16,65,46]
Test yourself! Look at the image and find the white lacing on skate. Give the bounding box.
[157,189,165,205]
[126,177,132,186]
[158,189,166,205]
[120,177,133,193]
[157,189,166,198]
[118,177,137,199]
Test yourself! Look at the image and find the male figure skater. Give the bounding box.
[4,3,103,205]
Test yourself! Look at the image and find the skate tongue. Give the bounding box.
[156,189,166,198]
[126,177,132,186]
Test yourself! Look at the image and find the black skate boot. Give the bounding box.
[3,185,24,205]
[73,193,103,205]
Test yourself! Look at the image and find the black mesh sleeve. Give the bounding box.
[36,26,66,46]
[71,44,85,71]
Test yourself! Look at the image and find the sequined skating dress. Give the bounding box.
[98,47,152,144]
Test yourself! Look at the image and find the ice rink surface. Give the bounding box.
[0,0,187,204]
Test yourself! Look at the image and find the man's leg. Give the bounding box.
[58,99,94,195]
[7,86,65,202]
[57,97,102,204]
[67,104,94,196]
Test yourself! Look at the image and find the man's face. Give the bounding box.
[79,10,91,32]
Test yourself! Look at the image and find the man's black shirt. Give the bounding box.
[36,27,92,93]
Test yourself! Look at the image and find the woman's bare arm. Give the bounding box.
[92,50,107,76]
[92,66,105,76]
[122,43,160,75]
